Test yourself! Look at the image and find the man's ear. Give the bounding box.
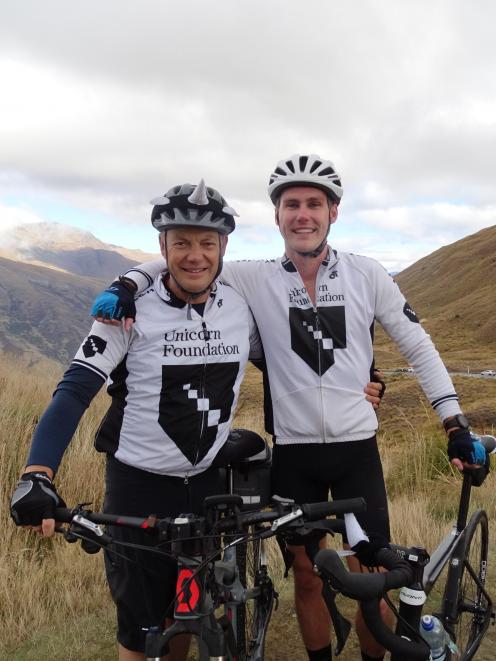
[275,208,280,227]
[220,235,228,257]
[329,203,339,225]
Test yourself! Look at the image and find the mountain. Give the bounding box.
[374,225,496,371]
[0,256,106,364]
[0,223,158,364]
[0,222,159,279]
[1,222,495,369]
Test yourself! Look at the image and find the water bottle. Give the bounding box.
[419,615,448,660]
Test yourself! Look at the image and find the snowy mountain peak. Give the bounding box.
[0,221,106,254]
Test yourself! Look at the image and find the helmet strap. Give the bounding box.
[167,272,212,300]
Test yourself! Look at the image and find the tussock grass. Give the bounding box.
[1,355,495,659]
[0,353,111,655]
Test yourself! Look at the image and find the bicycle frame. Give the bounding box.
[390,470,494,660]
[145,550,231,660]
[144,533,275,660]
[142,452,276,661]
[397,470,475,596]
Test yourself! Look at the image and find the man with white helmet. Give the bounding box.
[10,181,261,661]
[87,156,483,660]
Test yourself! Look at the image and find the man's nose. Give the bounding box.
[185,244,203,261]
[296,206,311,220]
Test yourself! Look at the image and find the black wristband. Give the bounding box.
[118,276,138,293]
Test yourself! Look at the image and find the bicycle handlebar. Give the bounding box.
[314,547,429,659]
[359,599,429,660]
[315,547,413,600]
[301,497,367,520]
[54,495,367,540]
[54,509,157,529]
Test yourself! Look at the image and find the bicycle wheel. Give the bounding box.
[442,509,492,660]
[236,529,275,660]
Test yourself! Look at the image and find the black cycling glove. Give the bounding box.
[90,277,137,322]
[447,429,487,465]
[10,472,65,526]
[352,536,390,568]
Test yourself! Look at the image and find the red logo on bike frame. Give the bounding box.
[175,569,200,614]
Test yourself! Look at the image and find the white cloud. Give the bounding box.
[1,1,496,271]
[353,203,496,245]
[0,202,44,232]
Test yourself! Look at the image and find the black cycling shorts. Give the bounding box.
[103,456,223,653]
[270,436,390,546]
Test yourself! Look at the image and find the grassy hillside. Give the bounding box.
[374,225,496,371]
[1,358,495,660]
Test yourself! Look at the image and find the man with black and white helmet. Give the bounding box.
[85,154,484,660]
[10,180,261,661]
[267,154,343,258]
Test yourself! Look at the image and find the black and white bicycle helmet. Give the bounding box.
[268,154,343,205]
[151,179,237,235]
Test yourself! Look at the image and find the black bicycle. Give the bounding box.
[314,434,496,660]
[55,493,366,660]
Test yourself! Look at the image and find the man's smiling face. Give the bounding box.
[275,186,337,259]
[161,228,226,301]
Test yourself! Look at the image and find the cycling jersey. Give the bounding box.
[123,249,461,445]
[30,274,260,477]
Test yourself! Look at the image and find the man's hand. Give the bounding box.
[10,471,65,538]
[447,429,487,472]
[365,370,386,410]
[91,278,137,331]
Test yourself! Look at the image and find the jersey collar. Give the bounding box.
[281,247,337,272]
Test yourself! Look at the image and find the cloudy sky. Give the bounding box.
[1,1,496,271]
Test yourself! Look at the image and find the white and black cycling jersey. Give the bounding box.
[125,249,462,444]
[73,275,260,476]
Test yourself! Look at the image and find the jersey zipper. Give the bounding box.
[195,318,210,468]
[314,256,337,444]
[313,304,327,443]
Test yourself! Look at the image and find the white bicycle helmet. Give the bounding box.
[151,179,238,235]
[268,154,343,205]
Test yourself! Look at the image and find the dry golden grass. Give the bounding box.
[1,356,496,659]
[0,354,112,656]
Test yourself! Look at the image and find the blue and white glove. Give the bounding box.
[447,429,487,465]
[91,277,136,322]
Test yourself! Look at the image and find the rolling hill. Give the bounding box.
[374,225,496,371]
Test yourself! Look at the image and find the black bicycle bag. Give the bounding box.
[232,439,272,511]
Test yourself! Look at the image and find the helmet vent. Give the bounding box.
[275,167,286,176]
[299,155,308,172]
[309,160,322,173]
[319,166,336,176]
[286,160,295,173]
